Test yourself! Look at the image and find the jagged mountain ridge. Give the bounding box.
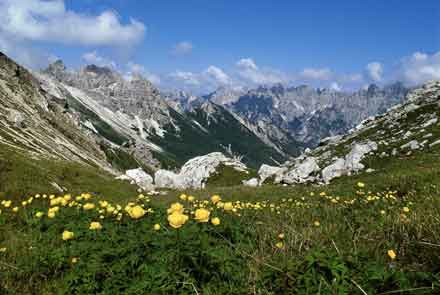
[201,83,409,146]
[36,58,292,168]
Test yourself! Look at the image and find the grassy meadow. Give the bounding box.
[1,143,440,294]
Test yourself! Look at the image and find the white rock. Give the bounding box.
[242,178,259,187]
[117,168,154,190]
[281,157,320,184]
[429,139,440,147]
[7,109,25,128]
[400,140,420,150]
[154,152,248,189]
[258,164,287,184]
[321,158,346,183]
[422,117,438,128]
[154,169,183,189]
[344,141,378,171]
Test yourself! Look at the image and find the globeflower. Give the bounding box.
[12,207,19,213]
[168,212,189,229]
[154,224,161,231]
[194,208,210,223]
[211,195,222,204]
[179,194,187,201]
[83,203,95,210]
[211,217,220,226]
[387,249,396,260]
[278,233,285,239]
[62,230,74,241]
[357,182,365,188]
[223,202,234,211]
[403,207,410,213]
[89,222,102,230]
[314,221,320,227]
[187,196,195,202]
[35,211,44,218]
[128,205,146,219]
[275,242,284,249]
[167,202,184,214]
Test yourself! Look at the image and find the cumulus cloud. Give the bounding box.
[0,0,145,47]
[82,51,116,68]
[330,82,342,91]
[169,70,201,86]
[125,62,161,85]
[300,68,332,81]
[204,66,231,85]
[365,62,383,82]
[236,58,285,85]
[171,41,193,56]
[397,51,440,85]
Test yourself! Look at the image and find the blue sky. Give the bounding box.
[0,0,439,93]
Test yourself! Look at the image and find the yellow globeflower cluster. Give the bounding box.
[89,222,103,230]
[126,205,146,219]
[168,212,189,229]
[194,208,210,223]
[62,230,74,241]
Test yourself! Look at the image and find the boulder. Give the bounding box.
[344,141,378,172]
[400,140,420,150]
[281,157,320,184]
[117,168,154,191]
[154,170,183,189]
[321,158,345,183]
[258,164,287,184]
[242,178,259,187]
[7,109,25,128]
[154,152,248,189]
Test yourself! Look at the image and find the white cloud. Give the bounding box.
[204,66,231,85]
[125,62,161,85]
[365,62,383,82]
[236,58,258,71]
[330,82,342,91]
[171,41,193,56]
[0,0,145,47]
[397,51,440,85]
[82,51,116,68]
[236,58,285,85]
[300,68,332,81]
[169,70,201,86]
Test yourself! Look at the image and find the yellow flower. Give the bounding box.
[194,208,210,223]
[403,207,410,213]
[89,222,102,230]
[211,217,220,226]
[12,207,19,213]
[154,224,161,231]
[2,200,12,208]
[35,211,44,218]
[0,247,6,253]
[168,212,189,229]
[83,203,95,210]
[278,233,285,239]
[380,210,386,215]
[187,196,195,202]
[167,202,184,214]
[62,230,74,241]
[211,195,221,204]
[314,221,320,227]
[71,257,79,264]
[128,206,146,219]
[387,249,396,260]
[48,211,56,218]
[275,242,284,249]
[179,194,187,201]
[357,182,365,188]
[223,202,234,211]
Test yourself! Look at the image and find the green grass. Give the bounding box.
[1,142,440,294]
[0,144,137,203]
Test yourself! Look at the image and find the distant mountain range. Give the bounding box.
[0,51,410,173]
